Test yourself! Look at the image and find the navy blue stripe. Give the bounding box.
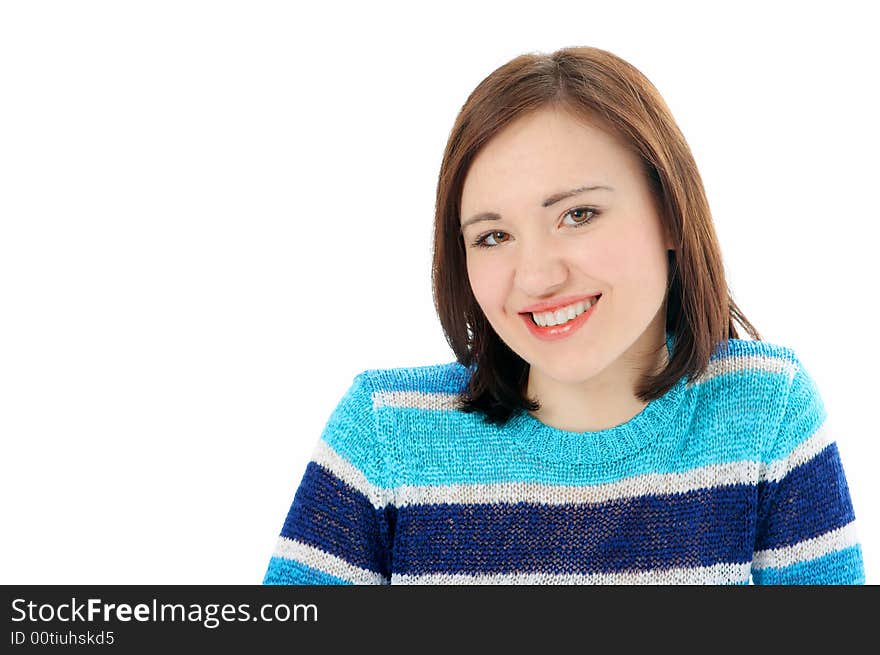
[393,485,757,575]
[755,442,855,551]
[279,462,393,577]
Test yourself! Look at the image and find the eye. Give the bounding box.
[561,206,599,227]
[469,206,601,249]
[471,230,510,248]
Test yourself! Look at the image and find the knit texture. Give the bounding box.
[263,333,865,585]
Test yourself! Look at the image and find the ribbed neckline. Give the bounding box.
[504,332,687,466]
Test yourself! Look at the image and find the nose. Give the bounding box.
[514,239,569,298]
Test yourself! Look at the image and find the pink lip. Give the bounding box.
[519,293,601,314]
[520,296,600,342]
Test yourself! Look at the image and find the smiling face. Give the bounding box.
[459,105,674,392]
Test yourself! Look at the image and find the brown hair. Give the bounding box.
[431,46,761,426]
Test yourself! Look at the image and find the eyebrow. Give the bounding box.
[459,185,614,234]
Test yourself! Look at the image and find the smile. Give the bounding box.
[519,294,601,342]
[529,296,599,327]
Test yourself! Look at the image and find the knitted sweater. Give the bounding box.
[263,334,865,585]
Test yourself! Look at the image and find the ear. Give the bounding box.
[655,210,676,252]
[663,224,676,252]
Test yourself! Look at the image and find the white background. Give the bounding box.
[1,0,876,584]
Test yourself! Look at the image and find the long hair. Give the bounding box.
[431,46,761,426]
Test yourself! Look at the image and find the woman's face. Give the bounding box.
[459,105,674,386]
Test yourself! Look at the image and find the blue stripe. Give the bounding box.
[755,443,855,551]
[279,462,392,577]
[751,544,865,585]
[366,362,471,394]
[393,484,757,575]
[263,556,353,585]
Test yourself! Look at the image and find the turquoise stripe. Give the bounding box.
[751,544,865,585]
[316,373,388,488]
[381,369,799,486]
[320,339,814,488]
[262,555,353,585]
[767,360,827,463]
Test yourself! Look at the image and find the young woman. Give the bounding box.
[262,46,864,584]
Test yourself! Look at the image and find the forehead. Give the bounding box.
[460,106,636,213]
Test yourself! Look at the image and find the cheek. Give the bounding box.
[591,229,654,280]
[569,239,621,278]
[621,234,668,284]
[466,256,507,311]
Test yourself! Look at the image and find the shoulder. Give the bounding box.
[327,361,471,425]
[694,336,803,408]
[685,337,824,453]
[707,337,826,461]
[703,336,800,382]
[707,336,819,402]
[353,361,472,407]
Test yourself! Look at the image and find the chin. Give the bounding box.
[529,355,601,384]
[548,367,601,385]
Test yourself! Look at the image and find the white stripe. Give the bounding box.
[372,354,798,411]
[315,438,762,508]
[762,419,833,483]
[694,354,797,384]
[273,536,389,585]
[372,389,462,411]
[752,520,859,570]
[313,431,837,510]
[393,460,760,507]
[310,439,391,509]
[392,561,751,585]
[314,353,822,510]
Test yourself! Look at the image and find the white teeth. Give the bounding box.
[531,297,598,327]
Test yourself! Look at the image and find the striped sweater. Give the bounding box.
[263,334,865,585]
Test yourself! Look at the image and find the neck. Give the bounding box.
[526,330,670,433]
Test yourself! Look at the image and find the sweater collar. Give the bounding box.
[503,332,687,466]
